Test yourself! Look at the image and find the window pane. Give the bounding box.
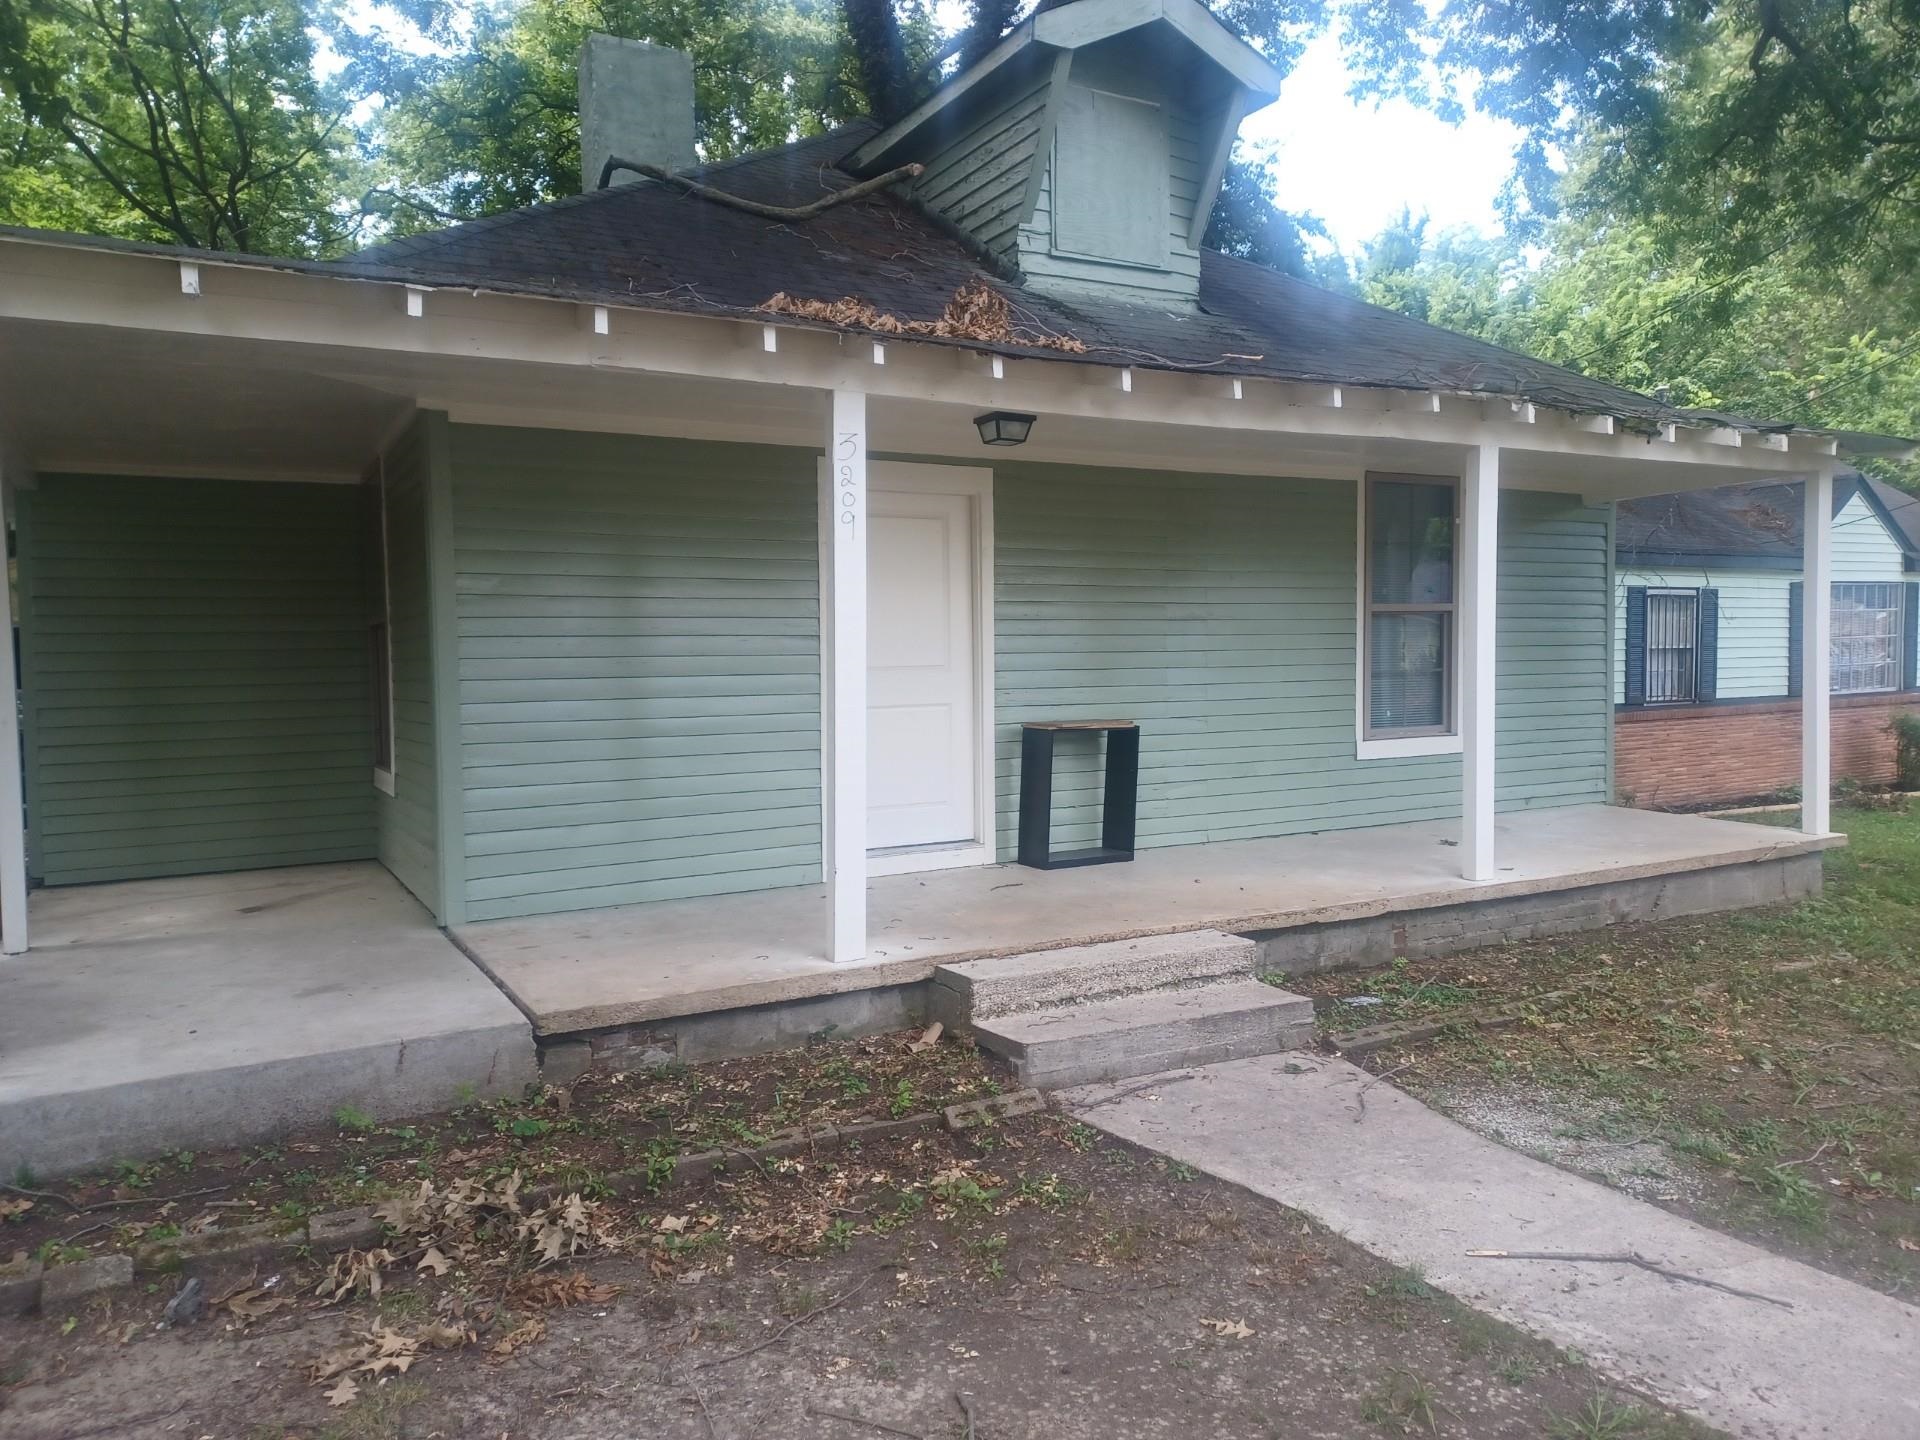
[1369,612,1449,731]
[1370,481,1454,605]
[1645,591,1698,703]
[1832,581,1901,694]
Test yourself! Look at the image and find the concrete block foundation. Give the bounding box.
[1252,852,1823,977]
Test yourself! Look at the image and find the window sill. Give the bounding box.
[1356,734,1462,760]
[373,767,396,797]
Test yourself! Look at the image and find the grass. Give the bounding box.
[1293,800,1920,1296]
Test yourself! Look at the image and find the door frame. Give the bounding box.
[818,459,996,878]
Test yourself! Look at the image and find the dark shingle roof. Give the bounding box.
[1617,473,1920,567]
[328,126,1751,433]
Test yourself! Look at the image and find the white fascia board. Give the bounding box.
[0,237,1844,485]
[1034,0,1283,99]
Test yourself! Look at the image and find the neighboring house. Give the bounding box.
[0,0,1913,1162]
[1615,475,1920,808]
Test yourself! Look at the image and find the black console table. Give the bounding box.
[1016,720,1139,869]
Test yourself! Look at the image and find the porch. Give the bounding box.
[0,863,535,1178]
[454,803,1838,1039]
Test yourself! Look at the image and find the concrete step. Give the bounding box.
[929,929,1258,1024]
[970,979,1315,1091]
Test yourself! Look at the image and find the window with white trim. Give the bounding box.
[1364,476,1457,737]
[1644,589,1700,703]
[1831,581,1903,694]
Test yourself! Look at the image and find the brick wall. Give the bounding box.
[1616,693,1920,809]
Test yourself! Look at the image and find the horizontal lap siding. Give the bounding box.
[448,426,820,922]
[377,420,441,912]
[992,469,1608,857]
[20,474,375,885]
[912,77,1048,260]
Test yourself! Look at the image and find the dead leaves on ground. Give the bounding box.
[1199,1317,1254,1339]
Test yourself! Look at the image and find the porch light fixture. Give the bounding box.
[974,410,1035,447]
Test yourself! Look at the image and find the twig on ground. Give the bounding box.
[1464,1249,1794,1309]
[59,1220,114,1246]
[1070,1072,1201,1111]
[2,1181,230,1213]
[955,1391,977,1440]
[684,1365,720,1438]
[806,1403,924,1438]
[1777,1141,1833,1168]
[1352,1063,1413,1123]
[693,1271,879,1370]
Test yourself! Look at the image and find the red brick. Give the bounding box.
[1617,695,1920,809]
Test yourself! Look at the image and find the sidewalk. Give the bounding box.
[1064,1054,1920,1440]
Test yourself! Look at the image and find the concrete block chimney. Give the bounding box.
[578,34,696,194]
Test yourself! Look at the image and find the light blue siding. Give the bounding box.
[1613,491,1916,703]
[991,466,1610,856]
[376,418,442,914]
[446,425,821,922]
[18,474,375,885]
[910,74,1051,261]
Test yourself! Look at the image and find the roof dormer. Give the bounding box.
[846,0,1281,308]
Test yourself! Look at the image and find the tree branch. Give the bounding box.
[595,159,924,221]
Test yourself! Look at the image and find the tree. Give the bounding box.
[1204,141,1345,283]
[370,0,868,231]
[1351,202,1920,478]
[0,0,362,252]
[1342,0,1920,325]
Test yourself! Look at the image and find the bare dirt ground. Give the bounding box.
[2,1037,1709,1440]
[1287,800,1920,1303]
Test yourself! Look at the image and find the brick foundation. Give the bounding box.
[1616,693,1920,809]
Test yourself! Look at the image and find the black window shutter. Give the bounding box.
[1788,581,1804,698]
[1697,589,1719,702]
[1624,587,1648,706]
[1903,582,1919,692]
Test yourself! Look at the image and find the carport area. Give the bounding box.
[0,863,535,1179]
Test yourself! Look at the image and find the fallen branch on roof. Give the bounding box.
[597,157,924,221]
[760,279,1087,353]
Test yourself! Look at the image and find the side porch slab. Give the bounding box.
[0,864,536,1179]
[454,805,1838,1050]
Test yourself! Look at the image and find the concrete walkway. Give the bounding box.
[1064,1055,1920,1440]
[0,863,536,1178]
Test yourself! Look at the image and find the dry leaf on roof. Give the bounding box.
[760,279,1086,353]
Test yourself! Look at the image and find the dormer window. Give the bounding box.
[1053,84,1169,268]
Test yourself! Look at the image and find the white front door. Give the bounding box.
[867,485,977,851]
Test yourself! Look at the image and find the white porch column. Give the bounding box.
[824,390,869,962]
[1801,465,1835,836]
[1460,444,1499,881]
[0,466,26,953]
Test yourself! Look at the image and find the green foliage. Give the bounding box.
[369,0,864,233]
[0,0,368,252]
[1891,713,1920,790]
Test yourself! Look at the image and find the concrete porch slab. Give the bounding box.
[0,863,536,1179]
[454,804,1839,1036]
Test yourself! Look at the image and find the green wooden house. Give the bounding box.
[0,0,1908,1094]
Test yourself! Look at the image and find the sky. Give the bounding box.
[1240,30,1524,255]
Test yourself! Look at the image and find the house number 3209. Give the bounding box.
[835,430,861,530]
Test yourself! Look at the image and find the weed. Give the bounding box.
[822,1219,858,1252]
[776,1281,824,1317]
[1745,1163,1830,1230]
[1494,1352,1539,1386]
[1359,1368,1443,1434]
[1547,1392,1665,1439]
[1368,1265,1439,1302]
[314,1378,429,1440]
[333,1105,376,1134]
[1062,1122,1099,1152]
[888,1080,918,1118]
[1165,1159,1199,1182]
[33,1241,88,1266]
